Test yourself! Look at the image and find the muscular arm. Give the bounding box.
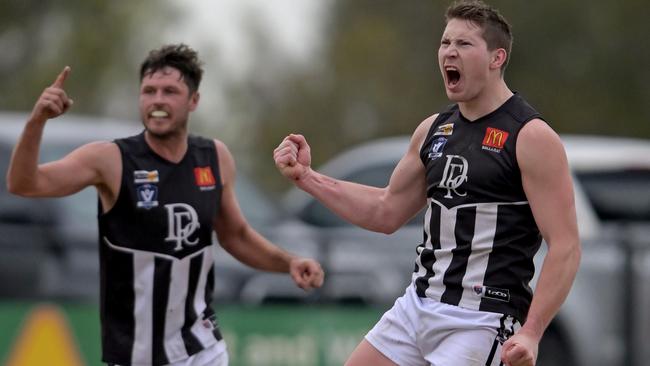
[502,119,581,366]
[6,67,120,204]
[213,140,323,289]
[275,115,436,234]
[7,119,117,198]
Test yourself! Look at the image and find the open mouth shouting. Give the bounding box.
[444,66,461,90]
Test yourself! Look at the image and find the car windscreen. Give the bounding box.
[576,169,650,222]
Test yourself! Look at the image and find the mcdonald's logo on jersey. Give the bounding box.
[194,167,216,189]
[482,127,509,152]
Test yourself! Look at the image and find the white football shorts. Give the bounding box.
[365,285,519,366]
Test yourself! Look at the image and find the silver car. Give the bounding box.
[0,113,142,300]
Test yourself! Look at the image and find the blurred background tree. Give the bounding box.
[223,0,650,193]
[0,0,180,119]
[1,0,648,194]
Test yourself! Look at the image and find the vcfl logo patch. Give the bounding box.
[164,203,200,251]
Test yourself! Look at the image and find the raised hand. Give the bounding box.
[31,66,74,122]
[273,134,312,181]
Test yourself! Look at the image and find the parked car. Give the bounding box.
[562,134,650,223]
[279,135,650,366]
[0,112,142,301]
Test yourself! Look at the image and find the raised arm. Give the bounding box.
[212,140,324,290]
[274,116,436,234]
[6,67,118,199]
[501,119,581,366]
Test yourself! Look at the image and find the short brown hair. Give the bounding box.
[445,1,513,72]
[140,44,204,94]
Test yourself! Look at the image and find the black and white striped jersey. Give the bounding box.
[98,133,223,366]
[413,93,544,322]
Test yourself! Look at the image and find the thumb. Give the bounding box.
[52,66,71,88]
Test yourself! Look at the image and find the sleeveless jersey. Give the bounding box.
[98,132,223,366]
[412,93,543,322]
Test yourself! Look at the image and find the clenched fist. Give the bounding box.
[273,134,312,181]
[501,332,538,366]
[289,257,325,291]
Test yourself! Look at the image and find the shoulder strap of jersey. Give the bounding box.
[188,134,222,189]
[419,103,458,158]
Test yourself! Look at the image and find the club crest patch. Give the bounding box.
[433,122,454,136]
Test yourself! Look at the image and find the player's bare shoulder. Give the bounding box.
[72,141,122,211]
[81,140,121,169]
[516,118,567,174]
[412,114,440,152]
[212,138,236,186]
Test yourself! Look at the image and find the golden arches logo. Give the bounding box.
[482,127,509,149]
[194,167,216,186]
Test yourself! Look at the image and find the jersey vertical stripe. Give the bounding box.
[181,255,206,356]
[132,251,155,365]
[103,238,219,365]
[162,255,190,363]
[99,245,136,363]
[422,200,458,300]
[152,257,172,365]
[439,205,476,305]
[414,200,440,297]
[189,249,220,348]
[413,200,530,311]
[413,200,432,280]
[458,203,499,309]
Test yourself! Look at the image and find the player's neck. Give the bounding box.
[144,131,188,163]
[458,80,513,121]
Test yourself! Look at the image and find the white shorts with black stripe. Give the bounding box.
[366,285,519,366]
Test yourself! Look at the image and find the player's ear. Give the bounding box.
[189,92,200,111]
[490,48,507,70]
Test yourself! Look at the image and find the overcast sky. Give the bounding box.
[167,0,328,78]
[152,0,329,128]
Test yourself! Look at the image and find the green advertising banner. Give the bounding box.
[0,303,388,366]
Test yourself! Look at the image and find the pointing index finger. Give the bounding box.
[52,66,71,88]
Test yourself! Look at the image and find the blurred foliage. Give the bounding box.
[0,0,180,119]
[222,0,650,193]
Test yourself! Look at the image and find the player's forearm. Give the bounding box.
[521,239,581,341]
[295,169,398,233]
[220,225,295,273]
[6,118,47,195]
